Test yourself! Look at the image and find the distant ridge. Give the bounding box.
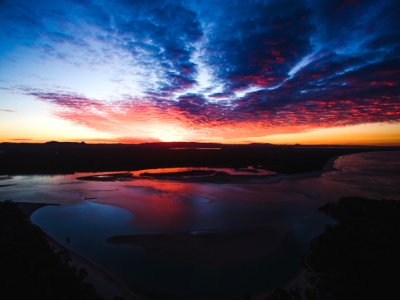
[0,142,398,175]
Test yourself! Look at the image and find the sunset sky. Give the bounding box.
[0,0,399,145]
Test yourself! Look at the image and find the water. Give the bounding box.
[1,151,399,299]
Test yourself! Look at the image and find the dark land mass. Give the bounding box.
[0,200,104,300]
[76,170,276,183]
[15,201,56,216]
[106,225,286,266]
[77,172,135,182]
[137,170,276,183]
[140,169,217,177]
[0,142,398,175]
[267,197,400,300]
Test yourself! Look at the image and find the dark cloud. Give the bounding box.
[309,0,399,51]
[203,0,315,90]
[176,94,208,115]
[113,2,203,92]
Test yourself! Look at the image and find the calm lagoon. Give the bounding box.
[1,151,399,299]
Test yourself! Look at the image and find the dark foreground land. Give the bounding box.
[106,225,285,266]
[1,197,400,300]
[268,197,400,300]
[0,201,104,300]
[0,142,398,174]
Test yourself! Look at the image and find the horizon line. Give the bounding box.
[1,140,400,147]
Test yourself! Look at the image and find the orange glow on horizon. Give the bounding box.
[1,122,399,146]
[213,122,400,146]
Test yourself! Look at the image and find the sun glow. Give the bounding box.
[0,1,399,146]
[149,125,189,142]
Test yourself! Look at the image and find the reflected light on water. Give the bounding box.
[0,151,399,299]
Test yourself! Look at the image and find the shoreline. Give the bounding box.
[3,151,398,299]
[229,154,340,185]
[2,145,390,177]
[2,154,344,299]
[74,154,341,185]
[46,234,141,300]
[15,201,141,300]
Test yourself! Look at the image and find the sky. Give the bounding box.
[0,0,399,145]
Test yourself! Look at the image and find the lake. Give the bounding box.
[1,151,399,299]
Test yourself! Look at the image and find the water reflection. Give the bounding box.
[32,201,135,256]
[323,151,400,198]
[31,201,327,300]
[0,151,399,299]
[131,166,275,176]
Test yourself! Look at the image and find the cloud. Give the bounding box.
[0,108,15,113]
[2,0,400,140]
[202,0,315,90]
